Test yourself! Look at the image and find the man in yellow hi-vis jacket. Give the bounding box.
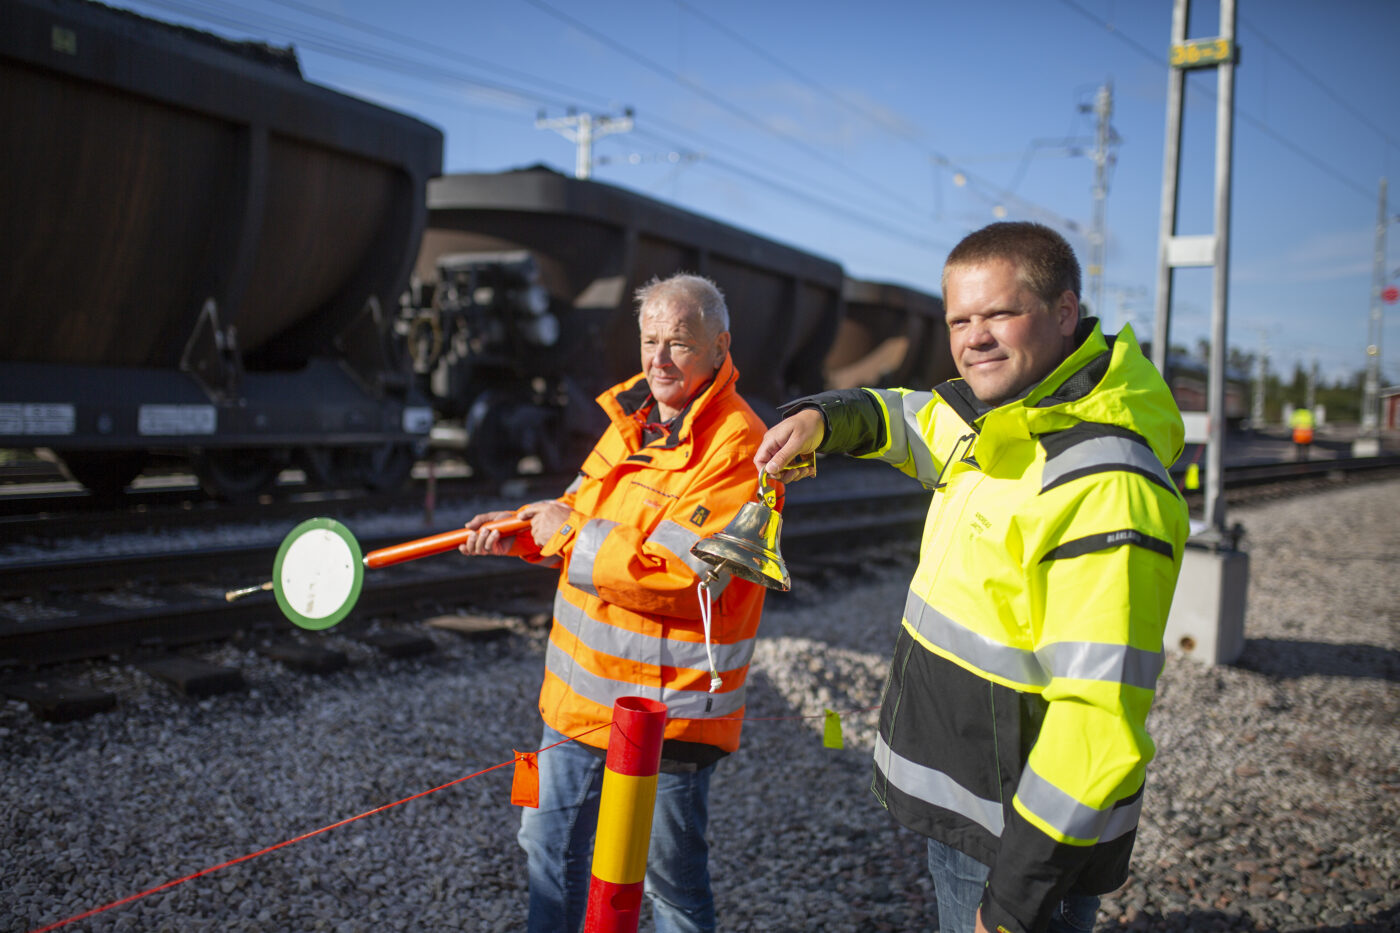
[1290,405,1315,460]
[756,222,1189,933]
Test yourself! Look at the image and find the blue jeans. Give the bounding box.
[518,724,717,933]
[927,838,1100,933]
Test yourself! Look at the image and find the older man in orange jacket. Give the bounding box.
[461,272,775,933]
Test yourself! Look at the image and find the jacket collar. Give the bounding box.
[603,352,741,453]
[948,318,1183,469]
[1024,317,1110,408]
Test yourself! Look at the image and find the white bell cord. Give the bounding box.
[696,577,723,709]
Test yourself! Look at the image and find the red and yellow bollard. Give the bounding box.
[583,696,668,933]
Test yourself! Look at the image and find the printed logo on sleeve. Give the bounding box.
[688,506,711,527]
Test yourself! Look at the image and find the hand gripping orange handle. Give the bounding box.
[363,517,532,569]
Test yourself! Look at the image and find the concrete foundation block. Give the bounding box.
[1351,436,1381,457]
[1164,544,1250,665]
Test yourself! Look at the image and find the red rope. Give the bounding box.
[26,709,876,932]
[678,706,880,723]
[26,723,610,933]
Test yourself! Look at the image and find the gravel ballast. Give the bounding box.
[2,479,1397,932]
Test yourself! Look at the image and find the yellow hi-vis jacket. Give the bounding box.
[517,352,774,756]
[1290,406,1315,445]
[791,321,1188,933]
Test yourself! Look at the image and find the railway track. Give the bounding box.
[0,457,536,522]
[2,455,1395,722]
[1176,454,1400,506]
[0,458,931,661]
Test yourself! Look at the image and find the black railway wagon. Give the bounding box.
[409,167,850,476]
[0,0,443,497]
[827,278,952,391]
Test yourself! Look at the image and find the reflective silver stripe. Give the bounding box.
[1017,766,1143,843]
[904,588,1049,687]
[869,389,939,484]
[1037,640,1163,690]
[552,591,757,674]
[564,473,584,495]
[905,589,1160,690]
[567,518,618,596]
[874,734,1004,837]
[647,519,731,596]
[1100,792,1144,842]
[545,639,746,718]
[1042,436,1171,493]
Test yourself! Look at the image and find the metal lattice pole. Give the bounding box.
[536,109,635,180]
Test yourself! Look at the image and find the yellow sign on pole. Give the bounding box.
[1170,37,1236,69]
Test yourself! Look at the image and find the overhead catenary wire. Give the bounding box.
[1237,13,1400,154]
[633,130,955,253]
[263,0,603,108]
[518,0,920,214]
[668,0,1091,236]
[119,0,956,253]
[669,0,929,147]
[1051,0,1382,206]
[521,0,1085,246]
[118,0,1093,240]
[110,0,1388,293]
[131,0,595,112]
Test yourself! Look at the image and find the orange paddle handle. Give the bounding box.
[363,517,531,569]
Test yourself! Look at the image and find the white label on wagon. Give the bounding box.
[138,404,217,436]
[0,403,76,435]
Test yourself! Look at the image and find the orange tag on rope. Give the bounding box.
[822,709,844,749]
[511,751,540,808]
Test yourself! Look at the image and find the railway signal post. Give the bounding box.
[1355,177,1393,456]
[1151,0,1249,664]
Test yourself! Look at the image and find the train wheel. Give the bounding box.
[302,444,416,492]
[60,451,147,497]
[361,443,417,491]
[465,391,562,481]
[193,449,283,501]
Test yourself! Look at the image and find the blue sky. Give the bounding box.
[112,0,1400,387]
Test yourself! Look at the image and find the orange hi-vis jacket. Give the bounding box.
[516,353,775,754]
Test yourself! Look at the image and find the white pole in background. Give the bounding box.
[536,109,635,180]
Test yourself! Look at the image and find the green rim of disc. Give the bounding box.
[272,517,364,631]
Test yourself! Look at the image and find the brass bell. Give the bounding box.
[690,467,794,591]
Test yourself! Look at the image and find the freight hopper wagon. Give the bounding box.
[827,278,952,392]
[407,167,953,479]
[0,0,444,498]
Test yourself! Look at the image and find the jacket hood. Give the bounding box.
[969,320,1185,468]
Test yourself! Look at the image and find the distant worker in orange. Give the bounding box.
[1290,405,1315,460]
[459,273,775,933]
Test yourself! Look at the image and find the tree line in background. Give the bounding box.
[1175,340,1387,425]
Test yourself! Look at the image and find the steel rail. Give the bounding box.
[2,456,1395,667]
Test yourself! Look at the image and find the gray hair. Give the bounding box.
[634,273,730,334]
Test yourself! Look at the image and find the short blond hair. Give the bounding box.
[942,222,1081,308]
